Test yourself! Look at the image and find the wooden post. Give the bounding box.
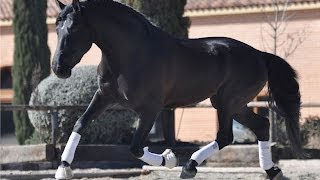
[50,108,58,147]
[160,109,176,146]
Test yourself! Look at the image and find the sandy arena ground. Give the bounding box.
[1,160,320,180]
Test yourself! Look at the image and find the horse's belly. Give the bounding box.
[163,52,224,108]
[164,81,218,108]
[165,96,211,108]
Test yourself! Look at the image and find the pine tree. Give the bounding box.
[123,0,190,38]
[12,0,50,144]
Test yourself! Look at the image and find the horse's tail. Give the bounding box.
[264,52,306,158]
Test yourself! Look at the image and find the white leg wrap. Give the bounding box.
[191,141,219,165]
[258,141,274,170]
[138,147,163,166]
[61,132,81,164]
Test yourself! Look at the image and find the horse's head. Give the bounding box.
[52,0,93,79]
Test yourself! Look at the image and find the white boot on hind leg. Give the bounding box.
[55,165,73,180]
[161,149,178,169]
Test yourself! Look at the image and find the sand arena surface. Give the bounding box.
[1,160,320,180]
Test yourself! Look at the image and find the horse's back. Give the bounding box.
[176,37,267,78]
[179,37,261,58]
[164,37,268,107]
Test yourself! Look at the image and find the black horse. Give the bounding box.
[52,0,304,179]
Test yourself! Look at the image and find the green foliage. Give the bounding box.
[301,116,320,148]
[274,115,320,149]
[123,0,190,38]
[274,116,289,146]
[25,130,51,145]
[28,66,138,144]
[12,0,51,144]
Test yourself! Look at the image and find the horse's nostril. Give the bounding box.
[54,65,64,74]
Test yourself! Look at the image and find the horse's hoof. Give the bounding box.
[161,149,178,169]
[55,165,73,179]
[266,166,283,180]
[180,160,198,179]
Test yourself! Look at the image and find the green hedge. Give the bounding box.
[301,116,320,149]
[28,66,138,144]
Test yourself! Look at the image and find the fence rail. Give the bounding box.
[1,102,320,111]
[1,102,320,146]
[0,104,87,111]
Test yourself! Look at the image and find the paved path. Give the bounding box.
[1,160,320,180]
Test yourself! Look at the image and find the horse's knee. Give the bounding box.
[129,145,144,158]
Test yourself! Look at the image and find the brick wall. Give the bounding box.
[174,9,320,142]
[188,9,320,118]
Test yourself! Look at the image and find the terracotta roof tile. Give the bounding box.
[185,0,318,11]
[0,0,13,21]
[0,0,318,22]
[0,0,58,21]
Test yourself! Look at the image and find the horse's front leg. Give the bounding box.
[55,89,115,180]
[129,106,178,169]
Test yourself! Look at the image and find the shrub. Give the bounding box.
[301,116,320,149]
[28,66,138,144]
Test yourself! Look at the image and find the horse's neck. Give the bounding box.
[90,3,149,38]
[87,5,152,71]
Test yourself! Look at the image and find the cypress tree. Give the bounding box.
[123,0,190,38]
[12,0,51,144]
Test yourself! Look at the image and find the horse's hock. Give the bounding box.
[28,65,138,144]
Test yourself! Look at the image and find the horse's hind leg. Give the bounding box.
[233,108,283,180]
[129,105,178,169]
[181,93,243,179]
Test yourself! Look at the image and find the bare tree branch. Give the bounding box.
[283,29,309,58]
[277,39,287,48]
[260,25,273,51]
[280,0,290,22]
[260,0,308,57]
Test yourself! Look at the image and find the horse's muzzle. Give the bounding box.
[52,65,71,79]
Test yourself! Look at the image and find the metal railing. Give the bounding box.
[1,104,87,146]
[1,102,320,146]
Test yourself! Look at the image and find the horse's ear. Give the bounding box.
[72,0,81,12]
[56,0,66,10]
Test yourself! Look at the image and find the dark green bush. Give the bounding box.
[28,66,138,144]
[301,116,320,149]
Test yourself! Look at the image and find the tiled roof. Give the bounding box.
[0,0,319,22]
[185,0,317,11]
[0,0,65,21]
[0,0,13,21]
